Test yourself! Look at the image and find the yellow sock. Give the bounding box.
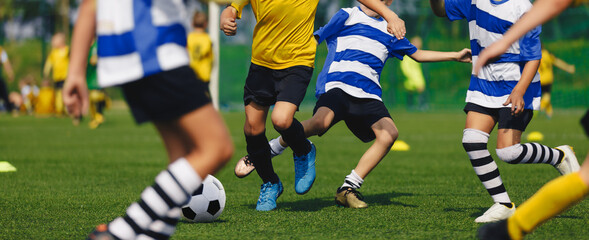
[508,173,589,240]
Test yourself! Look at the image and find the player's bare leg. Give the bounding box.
[336,117,398,208]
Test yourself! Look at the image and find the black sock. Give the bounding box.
[245,132,279,183]
[276,118,311,157]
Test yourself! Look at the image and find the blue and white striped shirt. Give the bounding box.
[314,7,417,101]
[96,0,190,87]
[446,0,542,110]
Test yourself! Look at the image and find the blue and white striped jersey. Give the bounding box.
[314,7,417,101]
[96,0,190,87]
[445,0,542,110]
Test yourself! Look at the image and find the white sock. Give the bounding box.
[341,170,364,189]
[269,137,287,157]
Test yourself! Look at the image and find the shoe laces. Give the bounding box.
[294,156,307,178]
[259,182,275,201]
[344,188,364,200]
[243,155,254,166]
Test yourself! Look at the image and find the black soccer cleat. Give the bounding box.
[477,219,512,240]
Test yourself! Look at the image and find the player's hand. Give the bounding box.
[387,15,406,40]
[473,40,510,76]
[456,48,472,63]
[63,75,89,119]
[220,7,238,36]
[503,91,525,115]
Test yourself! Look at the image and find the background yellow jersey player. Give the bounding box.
[187,11,213,85]
[538,47,575,118]
[43,33,70,116]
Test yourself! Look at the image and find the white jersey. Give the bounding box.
[445,0,542,110]
[314,7,417,101]
[96,0,190,87]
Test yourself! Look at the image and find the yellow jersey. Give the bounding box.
[232,0,319,70]
[187,31,213,82]
[44,46,70,82]
[538,49,555,86]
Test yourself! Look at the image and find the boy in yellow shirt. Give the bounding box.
[43,33,69,116]
[187,11,213,86]
[0,46,15,114]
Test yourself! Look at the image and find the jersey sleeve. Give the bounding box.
[389,38,418,60]
[231,0,250,19]
[313,9,350,44]
[518,25,542,61]
[444,0,471,21]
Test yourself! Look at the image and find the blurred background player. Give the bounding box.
[43,33,69,117]
[64,0,233,239]
[221,0,406,212]
[19,75,39,115]
[472,0,589,238]
[0,45,16,115]
[187,11,213,88]
[401,36,428,111]
[86,40,108,129]
[34,79,55,116]
[235,0,471,209]
[430,0,580,223]
[538,46,575,118]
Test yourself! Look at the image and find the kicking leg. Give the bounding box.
[102,104,233,239]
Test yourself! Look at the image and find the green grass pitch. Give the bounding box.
[0,108,587,239]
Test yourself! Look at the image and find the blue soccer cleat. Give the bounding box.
[294,142,316,194]
[256,181,283,211]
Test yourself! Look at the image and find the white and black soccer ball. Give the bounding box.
[181,175,226,223]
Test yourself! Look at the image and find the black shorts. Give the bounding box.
[581,109,589,138]
[54,81,65,89]
[463,103,533,131]
[121,66,211,124]
[541,84,552,94]
[243,63,313,107]
[313,88,392,143]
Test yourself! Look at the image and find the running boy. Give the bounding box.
[236,0,472,208]
[430,0,580,223]
[221,0,407,211]
[64,0,233,239]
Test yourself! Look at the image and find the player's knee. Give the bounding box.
[376,129,398,148]
[462,128,489,150]
[495,144,522,164]
[271,115,293,131]
[244,119,266,136]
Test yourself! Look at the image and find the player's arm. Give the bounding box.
[430,0,447,17]
[553,57,575,74]
[409,48,472,63]
[221,1,248,36]
[0,51,15,82]
[357,0,405,39]
[504,60,540,114]
[63,0,96,118]
[43,55,52,79]
[473,0,574,74]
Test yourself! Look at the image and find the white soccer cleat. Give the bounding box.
[554,145,581,175]
[475,202,515,223]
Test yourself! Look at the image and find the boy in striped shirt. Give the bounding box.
[430,0,580,223]
[236,0,471,208]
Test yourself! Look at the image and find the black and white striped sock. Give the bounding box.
[341,170,364,189]
[463,129,511,204]
[496,143,564,165]
[108,158,202,239]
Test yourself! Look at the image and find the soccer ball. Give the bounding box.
[181,175,226,223]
